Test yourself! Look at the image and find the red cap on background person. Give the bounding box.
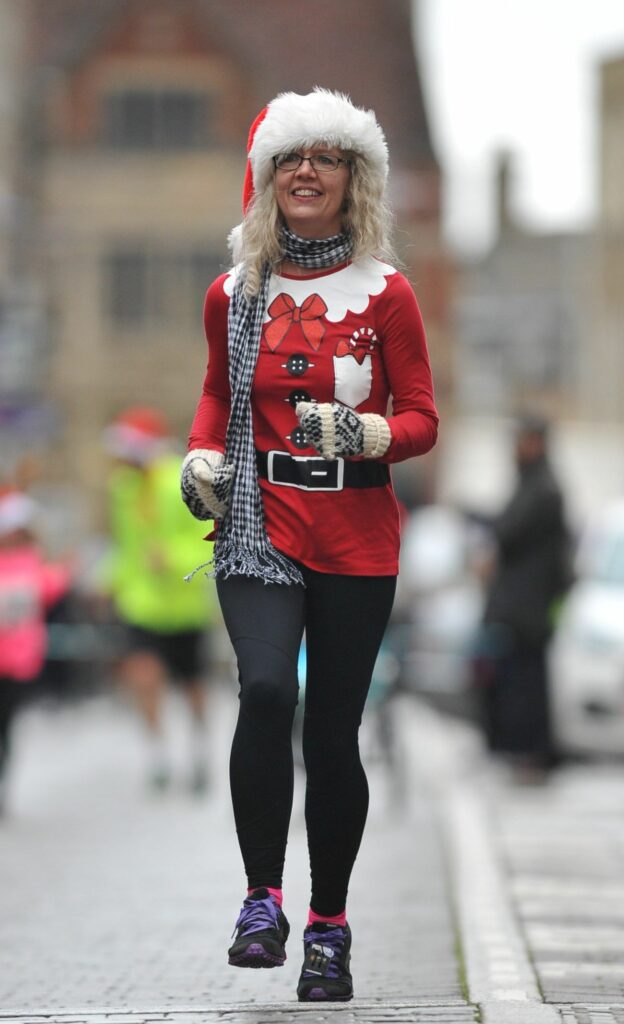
[103,406,171,466]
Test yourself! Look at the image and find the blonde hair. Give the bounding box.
[238,152,397,298]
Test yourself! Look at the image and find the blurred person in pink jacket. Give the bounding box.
[0,488,71,814]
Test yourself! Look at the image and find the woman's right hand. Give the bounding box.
[181,449,234,520]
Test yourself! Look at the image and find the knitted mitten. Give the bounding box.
[295,401,391,460]
[181,449,234,520]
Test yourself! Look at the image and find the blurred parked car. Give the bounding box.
[550,500,624,757]
[394,504,485,719]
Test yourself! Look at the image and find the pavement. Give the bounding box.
[0,678,623,1024]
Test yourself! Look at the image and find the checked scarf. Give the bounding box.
[212,226,354,585]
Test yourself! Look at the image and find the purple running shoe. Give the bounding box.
[296,921,353,1001]
[228,888,289,968]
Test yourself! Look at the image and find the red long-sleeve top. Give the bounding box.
[189,256,438,575]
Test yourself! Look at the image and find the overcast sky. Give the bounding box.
[414,0,624,253]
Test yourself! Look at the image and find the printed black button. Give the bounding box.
[288,389,311,407]
[290,426,308,449]
[285,353,309,376]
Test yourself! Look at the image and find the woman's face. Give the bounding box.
[274,145,351,239]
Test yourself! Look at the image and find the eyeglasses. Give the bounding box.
[273,153,350,172]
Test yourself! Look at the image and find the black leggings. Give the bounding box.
[217,567,396,917]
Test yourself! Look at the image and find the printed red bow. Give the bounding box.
[335,337,373,365]
[264,293,328,352]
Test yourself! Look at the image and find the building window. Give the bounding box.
[104,246,225,331]
[104,89,213,150]
[106,250,149,326]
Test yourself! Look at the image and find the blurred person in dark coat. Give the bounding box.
[473,415,571,777]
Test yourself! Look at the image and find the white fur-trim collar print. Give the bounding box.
[223,256,396,323]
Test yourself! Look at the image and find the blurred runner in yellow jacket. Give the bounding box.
[103,407,218,792]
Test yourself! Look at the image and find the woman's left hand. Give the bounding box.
[295,401,392,460]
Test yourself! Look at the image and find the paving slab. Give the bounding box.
[558,1008,624,1024]
[0,691,467,1018]
[9,685,624,1023]
[0,1005,479,1024]
[488,764,624,1013]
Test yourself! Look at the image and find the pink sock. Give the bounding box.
[248,886,283,907]
[308,907,347,927]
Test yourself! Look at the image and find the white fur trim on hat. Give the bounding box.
[249,88,389,197]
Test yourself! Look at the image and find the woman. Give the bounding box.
[0,489,70,815]
[182,88,438,1002]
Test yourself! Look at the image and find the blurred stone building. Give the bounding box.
[446,54,624,521]
[454,50,624,428]
[582,53,624,424]
[0,0,450,523]
[0,2,53,477]
[453,153,592,420]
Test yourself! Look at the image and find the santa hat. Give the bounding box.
[0,489,39,536]
[230,88,389,258]
[103,406,170,465]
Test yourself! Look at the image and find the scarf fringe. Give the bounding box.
[215,536,304,586]
[184,541,304,586]
[183,557,214,583]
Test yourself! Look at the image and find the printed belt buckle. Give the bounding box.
[267,451,344,491]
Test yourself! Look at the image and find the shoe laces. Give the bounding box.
[233,893,280,938]
[303,925,347,979]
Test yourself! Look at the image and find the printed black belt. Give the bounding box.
[256,449,390,492]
